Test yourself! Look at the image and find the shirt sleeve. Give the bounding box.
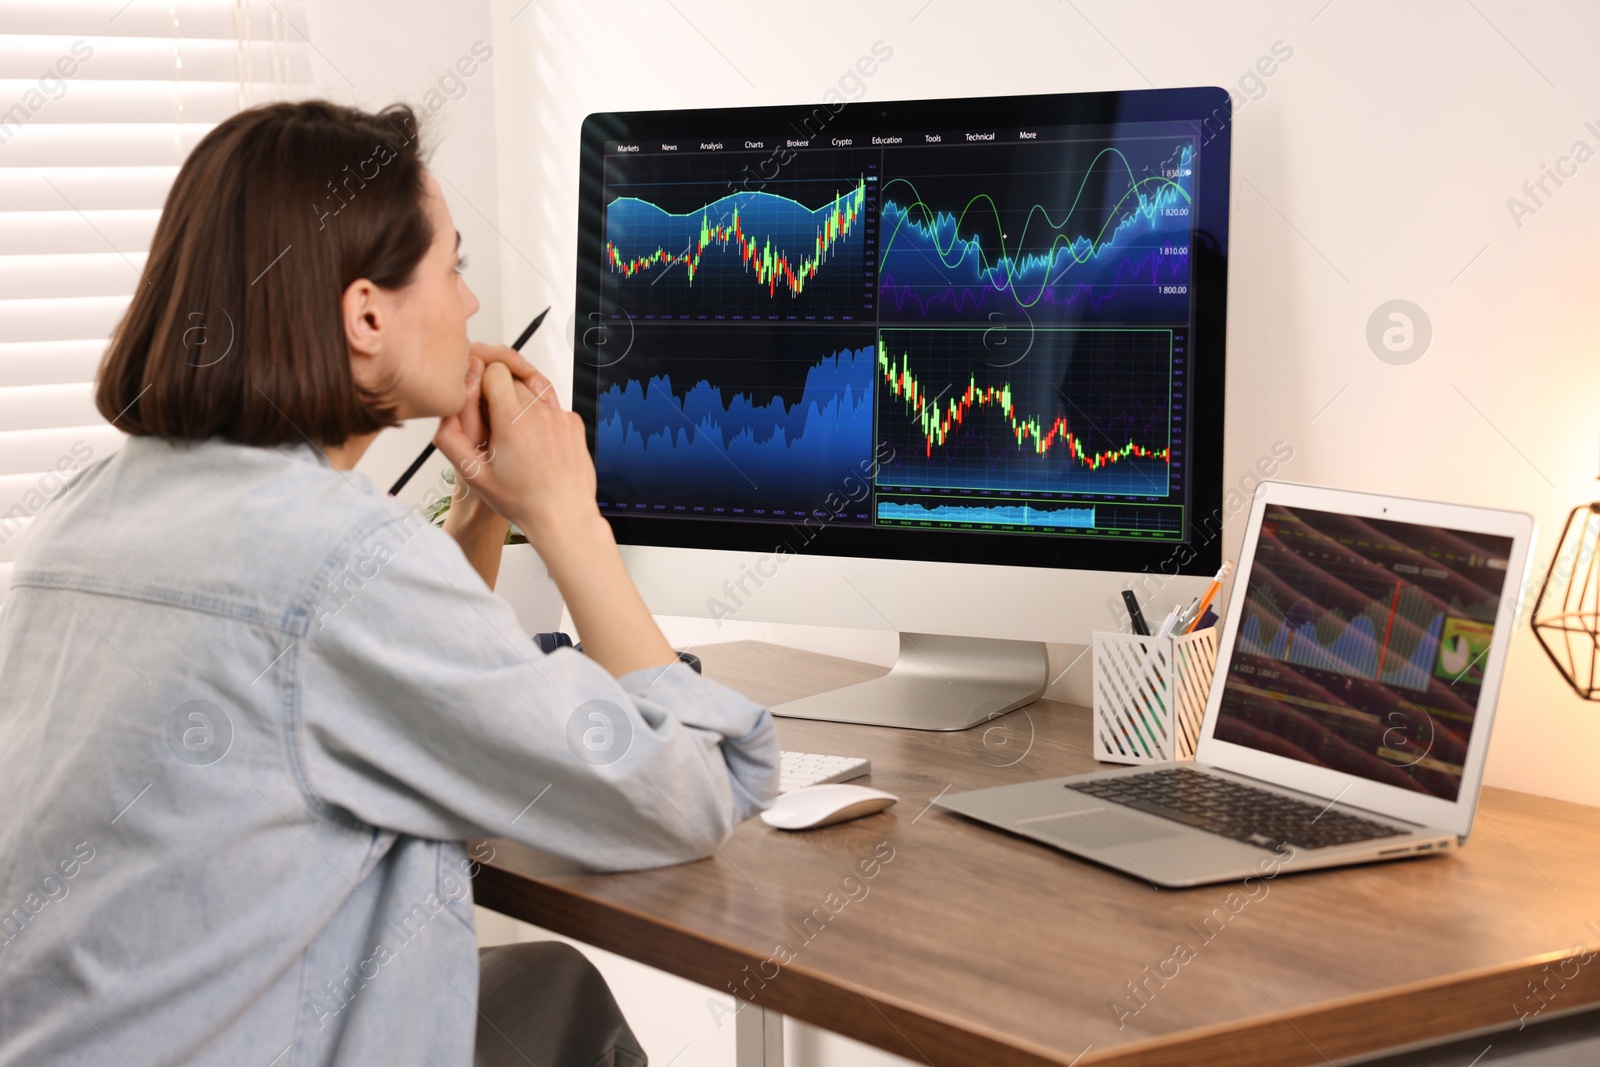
[296,511,779,871]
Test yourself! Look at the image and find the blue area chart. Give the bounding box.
[878,144,1194,322]
[596,345,875,510]
[1236,589,1446,693]
[876,501,1097,529]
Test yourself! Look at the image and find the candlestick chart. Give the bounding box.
[602,176,871,319]
[873,327,1174,496]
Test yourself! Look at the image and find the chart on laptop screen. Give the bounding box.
[592,120,1199,542]
[1213,504,1514,801]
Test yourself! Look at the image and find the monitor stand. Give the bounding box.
[771,633,1048,731]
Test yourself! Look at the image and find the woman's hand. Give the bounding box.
[437,341,557,522]
[433,358,677,676]
[446,342,550,471]
[436,343,545,587]
[433,359,599,557]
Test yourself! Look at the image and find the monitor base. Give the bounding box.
[771,632,1048,731]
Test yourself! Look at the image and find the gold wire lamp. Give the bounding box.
[1530,467,1600,700]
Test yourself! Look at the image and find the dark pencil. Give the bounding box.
[387,306,552,496]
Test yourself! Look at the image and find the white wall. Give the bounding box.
[308,3,1600,1064]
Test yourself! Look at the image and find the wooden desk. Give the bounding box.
[474,641,1600,1067]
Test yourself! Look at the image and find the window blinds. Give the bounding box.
[0,0,312,595]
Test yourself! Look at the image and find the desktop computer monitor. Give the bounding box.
[572,86,1231,729]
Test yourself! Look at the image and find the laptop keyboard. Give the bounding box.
[1069,767,1406,851]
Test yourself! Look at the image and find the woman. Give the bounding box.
[0,100,778,1066]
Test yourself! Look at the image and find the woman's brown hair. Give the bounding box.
[95,100,433,447]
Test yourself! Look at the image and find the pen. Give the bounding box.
[1122,589,1150,636]
[1152,605,1181,640]
[1183,561,1233,634]
[388,306,552,497]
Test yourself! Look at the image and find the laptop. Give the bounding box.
[936,481,1536,887]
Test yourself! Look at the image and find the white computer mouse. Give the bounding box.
[760,784,899,831]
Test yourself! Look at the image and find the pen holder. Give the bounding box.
[1091,627,1220,764]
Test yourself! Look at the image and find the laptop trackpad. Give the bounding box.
[1016,806,1180,850]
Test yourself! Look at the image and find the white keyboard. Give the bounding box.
[779,751,871,794]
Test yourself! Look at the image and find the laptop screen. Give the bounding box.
[1213,504,1515,801]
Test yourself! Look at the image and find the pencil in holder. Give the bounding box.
[1092,627,1220,764]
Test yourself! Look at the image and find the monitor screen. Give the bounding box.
[1213,504,1516,801]
[572,87,1230,574]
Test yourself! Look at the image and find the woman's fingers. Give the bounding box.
[456,357,486,447]
[525,368,560,408]
[470,340,535,379]
[438,359,596,539]
[471,341,562,409]
[479,360,526,426]
[473,342,551,391]
[501,375,544,430]
[510,366,558,410]
[432,411,480,474]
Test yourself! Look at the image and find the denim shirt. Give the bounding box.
[0,436,779,1066]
